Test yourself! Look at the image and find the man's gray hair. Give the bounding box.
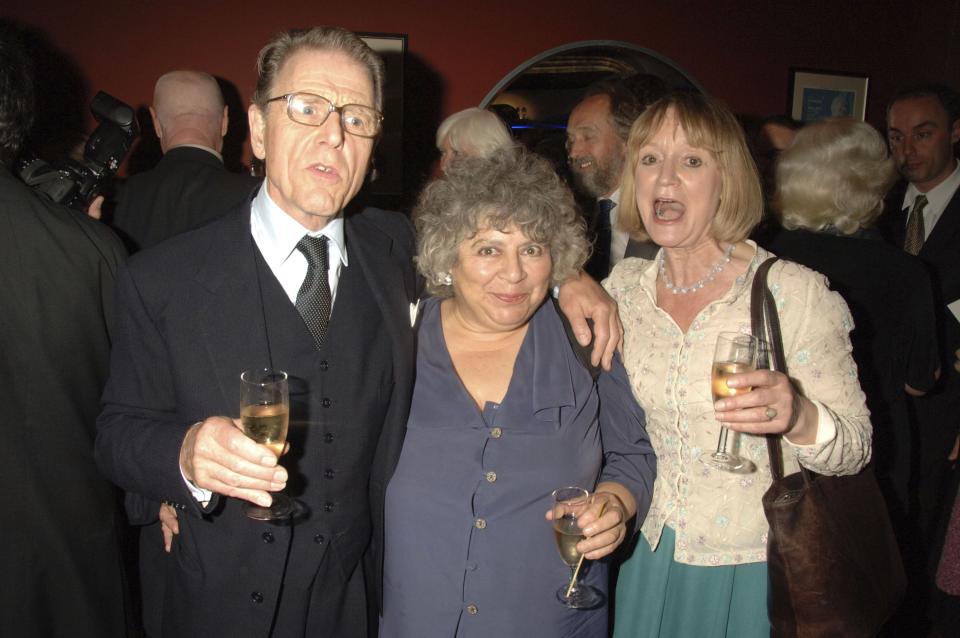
[252,27,385,112]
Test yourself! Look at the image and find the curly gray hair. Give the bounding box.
[415,149,589,297]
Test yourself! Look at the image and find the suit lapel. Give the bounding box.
[344,212,415,366]
[195,208,273,409]
[922,187,960,256]
[190,206,416,414]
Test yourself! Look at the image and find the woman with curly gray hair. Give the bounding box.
[381,149,656,637]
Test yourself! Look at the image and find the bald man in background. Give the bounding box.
[112,70,258,252]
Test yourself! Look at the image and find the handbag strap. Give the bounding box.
[749,257,788,481]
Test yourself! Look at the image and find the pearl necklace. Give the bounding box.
[659,244,735,295]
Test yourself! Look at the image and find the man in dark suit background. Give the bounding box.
[0,29,131,638]
[566,78,662,279]
[111,69,258,252]
[878,83,960,633]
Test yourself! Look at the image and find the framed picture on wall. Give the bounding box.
[790,69,868,122]
[358,33,406,203]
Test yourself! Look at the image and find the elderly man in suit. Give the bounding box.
[0,29,130,638]
[111,69,258,252]
[95,26,618,638]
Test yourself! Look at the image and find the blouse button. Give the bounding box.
[313,534,325,544]
[490,427,502,439]
[466,604,479,615]
[250,591,264,604]
[319,359,329,371]
[324,433,334,443]
[261,531,274,544]
[474,518,487,529]
[485,471,497,483]
[321,398,332,408]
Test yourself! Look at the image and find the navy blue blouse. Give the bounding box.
[381,297,655,637]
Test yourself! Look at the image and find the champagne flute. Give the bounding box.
[699,332,759,473]
[240,368,293,520]
[551,486,604,609]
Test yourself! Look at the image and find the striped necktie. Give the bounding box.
[904,194,928,256]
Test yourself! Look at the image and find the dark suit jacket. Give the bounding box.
[766,227,939,516]
[0,167,130,637]
[625,236,659,260]
[95,204,418,636]
[878,181,960,457]
[111,145,259,252]
[582,196,659,278]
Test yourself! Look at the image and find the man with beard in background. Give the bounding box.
[566,78,661,279]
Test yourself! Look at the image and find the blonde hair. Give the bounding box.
[436,107,514,158]
[775,118,897,234]
[619,91,763,244]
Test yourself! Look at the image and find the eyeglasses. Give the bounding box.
[265,92,383,138]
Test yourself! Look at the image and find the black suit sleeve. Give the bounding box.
[904,262,943,391]
[95,262,211,515]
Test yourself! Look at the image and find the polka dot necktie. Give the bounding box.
[295,235,332,347]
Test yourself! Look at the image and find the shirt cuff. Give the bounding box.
[784,399,836,448]
[181,465,212,505]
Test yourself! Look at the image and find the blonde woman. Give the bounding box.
[608,93,871,637]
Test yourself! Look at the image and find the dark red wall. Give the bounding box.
[5,0,960,168]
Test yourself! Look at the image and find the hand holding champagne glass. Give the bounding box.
[240,368,293,520]
[700,332,759,473]
[551,487,604,609]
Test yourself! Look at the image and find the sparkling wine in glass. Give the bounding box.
[699,332,759,473]
[240,368,293,520]
[551,486,604,609]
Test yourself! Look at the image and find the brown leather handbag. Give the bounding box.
[751,258,906,638]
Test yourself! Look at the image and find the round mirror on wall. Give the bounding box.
[480,40,704,181]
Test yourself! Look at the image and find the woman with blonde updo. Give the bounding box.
[769,116,939,525]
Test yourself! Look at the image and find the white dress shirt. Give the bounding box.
[250,187,348,304]
[901,160,960,240]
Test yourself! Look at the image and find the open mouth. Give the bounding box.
[653,198,684,221]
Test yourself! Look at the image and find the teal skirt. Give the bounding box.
[612,527,770,638]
